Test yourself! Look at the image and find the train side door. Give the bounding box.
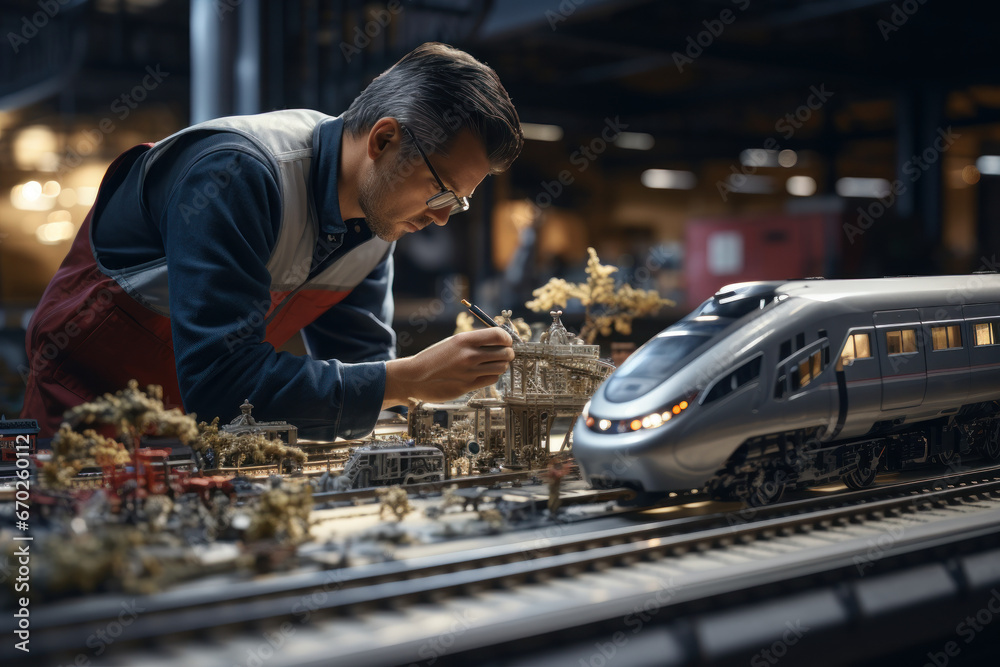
[964,303,1000,402]
[831,328,881,437]
[874,309,926,410]
[921,306,970,408]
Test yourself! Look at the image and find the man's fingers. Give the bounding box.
[471,373,505,390]
[476,361,511,376]
[472,346,515,364]
[464,327,513,347]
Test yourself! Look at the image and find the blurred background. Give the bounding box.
[2,0,1000,417]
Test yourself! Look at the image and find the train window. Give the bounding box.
[886,329,917,355]
[774,373,786,398]
[793,351,823,390]
[779,339,791,360]
[735,356,762,386]
[973,322,997,346]
[931,325,963,350]
[795,332,806,350]
[838,333,872,369]
[704,357,762,404]
[605,333,713,401]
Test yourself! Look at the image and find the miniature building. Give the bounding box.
[502,311,614,462]
[405,312,614,468]
[406,400,475,444]
[221,399,298,447]
[467,398,506,464]
[0,415,39,462]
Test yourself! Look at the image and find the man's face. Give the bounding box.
[359,127,491,242]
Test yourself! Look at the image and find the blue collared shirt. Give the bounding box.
[92,116,394,439]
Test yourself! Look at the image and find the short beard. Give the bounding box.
[358,158,403,242]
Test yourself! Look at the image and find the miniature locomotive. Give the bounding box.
[574,275,1000,504]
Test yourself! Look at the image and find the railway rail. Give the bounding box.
[7,463,1000,665]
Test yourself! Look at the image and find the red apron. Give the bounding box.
[21,145,350,436]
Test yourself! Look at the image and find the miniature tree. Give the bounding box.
[376,486,414,521]
[526,247,673,344]
[245,479,313,543]
[454,311,475,334]
[194,417,307,471]
[41,426,130,489]
[62,380,199,452]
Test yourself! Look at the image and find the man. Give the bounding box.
[22,42,522,438]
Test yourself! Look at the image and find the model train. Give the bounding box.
[574,275,1000,505]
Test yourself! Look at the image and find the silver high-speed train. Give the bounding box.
[574,275,1000,504]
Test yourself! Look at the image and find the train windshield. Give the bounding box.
[604,333,713,402]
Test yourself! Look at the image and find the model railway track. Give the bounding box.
[10,463,1000,665]
[309,468,556,503]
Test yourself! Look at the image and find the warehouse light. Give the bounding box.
[975,155,1000,175]
[726,174,774,194]
[778,149,798,167]
[36,221,75,245]
[740,149,779,167]
[962,165,981,185]
[836,177,891,198]
[13,125,58,171]
[614,132,655,150]
[42,180,61,197]
[57,188,78,207]
[76,186,99,206]
[521,123,563,142]
[786,175,817,197]
[11,182,55,211]
[21,180,42,200]
[641,169,696,190]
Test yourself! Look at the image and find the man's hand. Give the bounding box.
[383,328,515,408]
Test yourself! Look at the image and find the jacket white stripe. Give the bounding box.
[108,109,391,314]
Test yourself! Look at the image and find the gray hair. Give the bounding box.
[342,42,523,174]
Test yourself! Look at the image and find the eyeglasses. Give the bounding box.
[401,125,471,215]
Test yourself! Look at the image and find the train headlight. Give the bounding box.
[587,391,697,433]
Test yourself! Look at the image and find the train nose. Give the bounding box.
[573,415,711,494]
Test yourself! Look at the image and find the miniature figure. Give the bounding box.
[545,456,570,516]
